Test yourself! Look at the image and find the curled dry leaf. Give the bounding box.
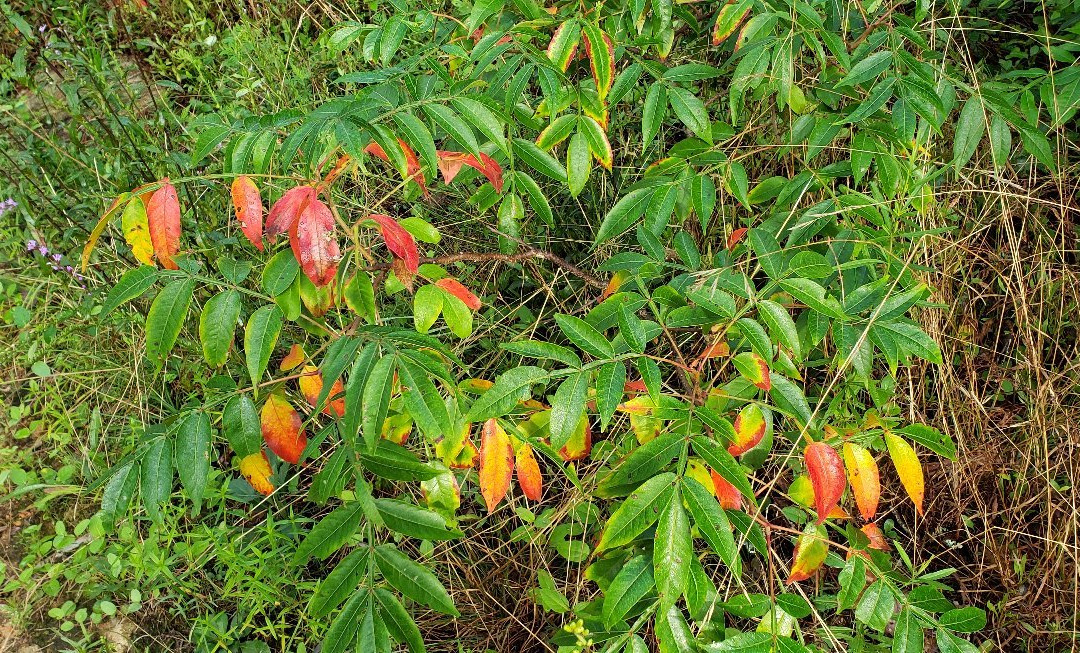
[231,175,264,250]
[479,418,514,512]
[367,214,420,274]
[298,365,346,418]
[239,451,274,496]
[860,522,890,551]
[280,344,306,371]
[729,403,766,455]
[266,185,315,239]
[786,524,829,584]
[885,433,924,515]
[436,151,504,193]
[727,227,748,250]
[296,198,340,287]
[805,442,846,525]
[843,442,881,521]
[514,442,543,501]
[261,394,307,465]
[435,278,482,310]
[146,180,181,270]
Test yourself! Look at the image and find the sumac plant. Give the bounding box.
[81,0,1011,650]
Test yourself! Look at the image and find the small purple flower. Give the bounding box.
[52,253,62,262]
[26,239,37,251]
[65,266,73,273]
[37,245,48,256]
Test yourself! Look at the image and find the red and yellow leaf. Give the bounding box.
[514,442,543,501]
[695,339,730,365]
[266,185,315,240]
[546,20,579,72]
[367,214,420,274]
[296,198,340,287]
[885,433,924,515]
[733,352,771,391]
[602,270,630,300]
[786,524,829,584]
[860,522,890,551]
[232,175,264,250]
[382,413,412,445]
[582,27,614,100]
[280,344,306,371]
[479,418,514,512]
[712,1,753,46]
[436,151,504,193]
[805,442,846,525]
[146,180,181,270]
[435,278,482,310]
[711,468,744,510]
[239,451,274,496]
[261,394,307,465]
[298,365,346,418]
[730,404,766,456]
[843,442,880,521]
[788,475,849,519]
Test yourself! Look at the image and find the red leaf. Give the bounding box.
[261,394,307,465]
[479,418,514,512]
[365,139,428,195]
[266,186,315,240]
[231,175,264,251]
[727,227,748,250]
[860,522,890,550]
[435,278,482,310]
[436,151,504,193]
[367,214,420,273]
[146,179,181,270]
[296,198,340,287]
[805,442,846,525]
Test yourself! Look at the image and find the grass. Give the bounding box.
[2,0,1079,651]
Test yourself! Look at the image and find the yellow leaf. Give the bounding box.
[843,442,880,521]
[121,196,155,267]
[239,452,274,496]
[885,433,924,515]
[82,193,129,272]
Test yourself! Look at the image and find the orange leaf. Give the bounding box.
[786,524,828,584]
[367,214,420,274]
[695,339,730,365]
[239,451,274,496]
[805,442,845,525]
[602,270,630,300]
[266,185,315,240]
[280,344,306,371]
[843,442,880,521]
[860,522,890,551]
[436,151,504,193]
[729,404,766,456]
[514,442,543,501]
[479,418,514,512]
[231,175,264,251]
[435,278,482,310]
[710,468,743,510]
[298,365,346,418]
[261,394,307,464]
[146,179,181,270]
[559,417,592,461]
[296,198,340,287]
[885,433,924,515]
[727,227,748,250]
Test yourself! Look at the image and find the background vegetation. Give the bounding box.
[1,0,1078,651]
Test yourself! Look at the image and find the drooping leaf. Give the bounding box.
[121,196,155,267]
[299,365,346,418]
[514,441,542,501]
[805,442,846,524]
[223,395,261,457]
[435,150,504,192]
[199,289,241,368]
[732,351,771,390]
[786,523,828,583]
[244,305,283,392]
[479,418,513,512]
[266,185,315,239]
[261,394,307,464]
[374,544,459,616]
[293,501,365,564]
[434,278,482,310]
[654,486,692,609]
[367,213,420,273]
[885,432,925,514]
[239,451,274,495]
[729,403,766,456]
[231,175,264,250]
[146,180,181,269]
[296,197,340,287]
[843,442,881,521]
